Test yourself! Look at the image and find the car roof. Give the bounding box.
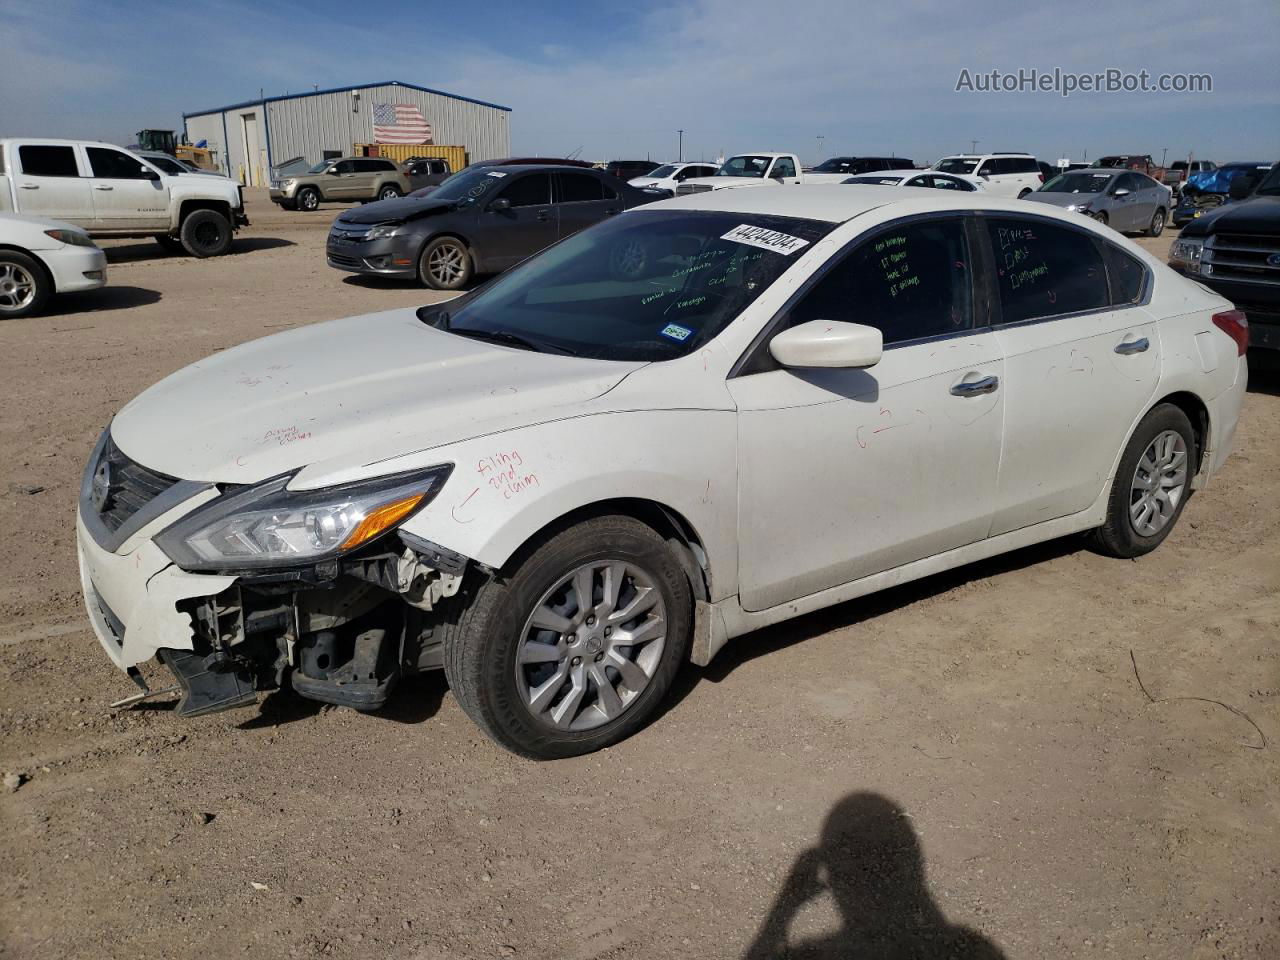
[938,152,1032,159]
[645,183,1088,224]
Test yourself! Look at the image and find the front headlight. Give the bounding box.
[1169,238,1205,273]
[1067,201,1092,212]
[45,229,95,247]
[366,222,403,240]
[156,465,453,571]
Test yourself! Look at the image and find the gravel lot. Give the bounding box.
[1,190,1277,960]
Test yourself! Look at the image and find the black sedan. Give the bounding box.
[327,165,667,289]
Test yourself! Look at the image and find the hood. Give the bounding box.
[110,309,645,485]
[678,176,771,191]
[1178,195,1280,238]
[337,196,457,225]
[1025,191,1102,208]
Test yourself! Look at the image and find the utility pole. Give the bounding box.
[677,129,684,162]
[816,135,824,163]
[969,139,979,154]
[1161,146,1169,167]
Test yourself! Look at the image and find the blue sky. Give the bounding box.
[3,0,1278,166]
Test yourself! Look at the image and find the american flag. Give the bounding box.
[372,103,433,144]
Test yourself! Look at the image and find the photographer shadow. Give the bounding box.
[744,792,1006,960]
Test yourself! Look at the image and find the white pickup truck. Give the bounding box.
[674,152,855,195]
[0,138,247,257]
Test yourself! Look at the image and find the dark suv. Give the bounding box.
[808,156,914,175]
[1169,162,1280,351]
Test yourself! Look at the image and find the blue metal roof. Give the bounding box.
[182,80,511,118]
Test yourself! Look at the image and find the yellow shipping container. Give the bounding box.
[355,143,469,172]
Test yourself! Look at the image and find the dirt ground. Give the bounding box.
[1,190,1277,960]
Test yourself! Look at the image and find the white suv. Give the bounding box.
[933,153,1043,198]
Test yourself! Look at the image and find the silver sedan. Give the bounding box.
[1026,168,1172,236]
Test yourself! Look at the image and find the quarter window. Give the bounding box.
[986,218,1108,323]
[19,145,80,177]
[497,173,551,208]
[1101,242,1146,305]
[558,173,605,203]
[87,148,152,179]
[788,218,973,345]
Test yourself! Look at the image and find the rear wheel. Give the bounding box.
[443,516,693,759]
[179,209,233,257]
[377,184,402,201]
[0,252,49,319]
[1091,403,1195,558]
[1146,208,1166,237]
[296,187,320,212]
[418,236,473,289]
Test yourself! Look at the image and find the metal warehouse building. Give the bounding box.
[183,80,511,187]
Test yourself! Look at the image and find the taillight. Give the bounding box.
[1038,173,1045,182]
[1212,309,1249,356]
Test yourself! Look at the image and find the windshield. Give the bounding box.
[308,161,330,174]
[933,158,977,174]
[1040,172,1115,194]
[716,155,772,178]
[844,175,903,185]
[813,158,854,173]
[1255,164,1280,196]
[148,156,185,174]
[426,166,514,205]
[437,211,833,361]
[645,165,677,179]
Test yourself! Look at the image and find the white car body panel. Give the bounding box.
[78,186,1246,672]
[0,212,107,293]
[628,163,720,193]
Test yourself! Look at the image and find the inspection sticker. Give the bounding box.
[660,323,693,341]
[721,224,810,255]
[486,171,508,178]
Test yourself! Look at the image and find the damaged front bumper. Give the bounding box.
[76,441,470,720]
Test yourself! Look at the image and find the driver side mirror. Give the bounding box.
[141,166,160,181]
[326,167,340,176]
[769,320,883,369]
[488,197,511,212]
[1113,187,1131,197]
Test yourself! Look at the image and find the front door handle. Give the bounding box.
[94,185,114,191]
[950,375,999,397]
[604,207,620,216]
[535,208,551,221]
[1114,337,1150,355]
[19,183,39,190]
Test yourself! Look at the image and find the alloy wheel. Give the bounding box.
[1129,429,1188,536]
[427,242,466,285]
[514,560,667,731]
[0,262,36,312]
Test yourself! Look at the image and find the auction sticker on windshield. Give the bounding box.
[721,224,810,255]
[661,323,693,341]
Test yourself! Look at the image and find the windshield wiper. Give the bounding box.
[447,327,578,356]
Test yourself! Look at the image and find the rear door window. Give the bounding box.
[19,144,80,177]
[558,173,605,203]
[986,218,1109,323]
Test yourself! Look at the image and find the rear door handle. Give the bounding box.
[950,375,999,396]
[1114,337,1150,355]
[94,185,114,191]
[19,183,39,190]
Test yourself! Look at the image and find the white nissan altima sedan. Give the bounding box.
[76,186,1248,758]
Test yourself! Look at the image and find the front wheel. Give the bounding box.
[1146,208,1166,237]
[1091,403,1196,558]
[296,187,320,212]
[1091,211,1109,227]
[443,516,693,759]
[377,184,402,201]
[0,252,49,319]
[179,209,233,257]
[418,236,473,289]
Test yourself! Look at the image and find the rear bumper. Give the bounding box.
[1169,269,1280,350]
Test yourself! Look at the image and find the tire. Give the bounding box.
[1145,208,1166,238]
[377,184,402,202]
[154,234,185,254]
[0,251,50,320]
[1092,211,1109,227]
[1091,403,1196,558]
[276,199,297,211]
[443,516,693,759]
[296,187,320,212]
[179,209,233,258]
[418,236,473,290]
